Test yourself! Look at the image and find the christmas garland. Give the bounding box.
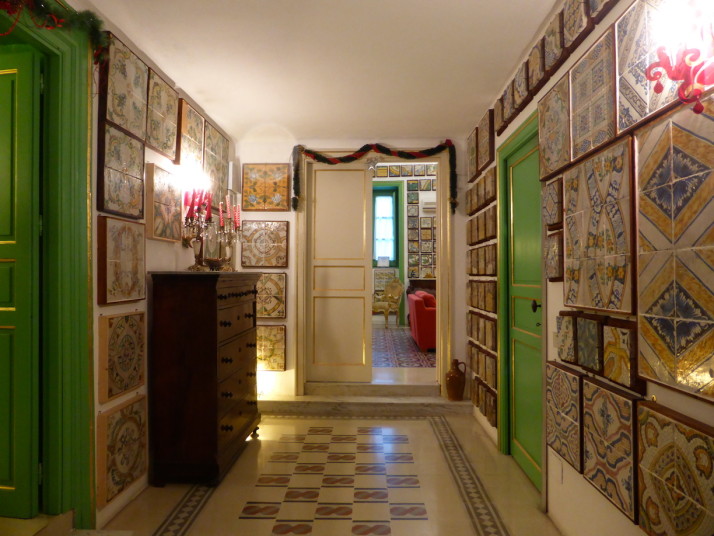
[292,141,458,213]
[0,0,108,62]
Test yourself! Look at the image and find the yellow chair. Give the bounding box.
[372,278,404,327]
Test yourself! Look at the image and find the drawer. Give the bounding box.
[217,374,246,417]
[217,329,256,380]
[216,282,257,308]
[217,301,255,341]
[217,398,258,451]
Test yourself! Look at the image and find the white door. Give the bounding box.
[306,163,373,382]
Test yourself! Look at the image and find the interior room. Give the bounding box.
[1,1,713,536]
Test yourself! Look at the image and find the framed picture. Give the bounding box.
[98,312,145,403]
[546,362,584,472]
[528,38,546,96]
[420,254,432,266]
[99,33,148,142]
[544,11,565,75]
[542,175,563,230]
[602,318,644,393]
[388,165,401,177]
[418,179,431,191]
[477,109,495,174]
[146,69,178,160]
[408,240,419,253]
[96,395,147,507]
[373,268,398,292]
[576,314,603,373]
[376,166,388,178]
[204,122,230,203]
[407,180,418,191]
[539,74,571,180]
[544,231,564,282]
[97,122,145,219]
[146,164,181,243]
[562,0,592,51]
[97,216,145,305]
[407,229,419,241]
[242,163,291,211]
[467,127,477,181]
[241,220,289,267]
[407,205,419,217]
[401,165,413,177]
[431,179,437,191]
[257,272,287,319]
[407,217,419,229]
[513,62,529,111]
[420,217,432,229]
[407,192,419,204]
[426,163,437,176]
[420,241,433,253]
[420,228,433,241]
[413,164,425,176]
[175,98,204,169]
[408,254,419,266]
[494,97,505,135]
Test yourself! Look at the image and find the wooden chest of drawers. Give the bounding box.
[148,272,261,486]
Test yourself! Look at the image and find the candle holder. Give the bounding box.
[182,197,240,272]
[182,206,209,272]
[203,224,238,271]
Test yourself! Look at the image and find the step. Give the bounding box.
[304,382,440,397]
[0,511,72,536]
[258,395,472,417]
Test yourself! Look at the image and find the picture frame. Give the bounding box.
[241,163,291,212]
[407,192,419,204]
[420,254,432,266]
[407,229,419,241]
[204,122,231,204]
[146,164,181,243]
[420,241,433,253]
[407,180,418,191]
[257,325,287,371]
[544,11,565,76]
[541,175,563,230]
[476,109,495,174]
[407,217,419,229]
[240,220,289,268]
[420,217,432,229]
[426,163,437,176]
[146,69,178,160]
[408,240,420,253]
[400,165,413,177]
[376,166,389,178]
[256,272,288,319]
[97,122,145,219]
[413,164,426,176]
[408,254,419,266]
[175,98,205,170]
[544,231,564,282]
[407,205,419,217]
[538,74,571,180]
[97,216,146,305]
[513,61,529,111]
[602,317,645,393]
[562,0,592,52]
[98,312,146,403]
[575,314,603,374]
[419,179,431,191]
[528,38,547,96]
[420,228,432,241]
[546,362,584,473]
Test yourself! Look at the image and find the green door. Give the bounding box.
[0,46,41,518]
[501,117,543,489]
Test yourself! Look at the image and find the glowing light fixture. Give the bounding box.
[646,0,714,113]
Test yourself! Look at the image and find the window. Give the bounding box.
[373,189,398,266]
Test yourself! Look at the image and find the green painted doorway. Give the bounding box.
[497,114,543,489]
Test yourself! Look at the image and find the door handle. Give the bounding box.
[531,299,542,313]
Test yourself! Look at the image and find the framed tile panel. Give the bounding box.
[146,164,181,243]
[97,122,145,219]
[240,221,289,268]
[528,38,546,96]
[588,0,618,23]
[146,70,178,160]
[557,310,579,364]
[544,11,566,75]
[257,272,287,319]
[544,231,564,282]
[513,62,529,111]
[97,216,145,305]
[603,317,645,393]
[242,163,291,212]
[476,109,494,174]
[542,175,563,230]
[98,312,145,403]
[175,98,205,170]
[562,0,591,51]
[467,127,477,182]
[204,122,231,203]
[546,362,584,472]
[576,314,603,373]
[257,325,287,371]
[538,75,570,180]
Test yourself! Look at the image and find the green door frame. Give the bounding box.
[496,112,539,453]
[372,181,406,323]
[1,13,93,527]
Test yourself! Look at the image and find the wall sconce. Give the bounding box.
[646,0,714,113]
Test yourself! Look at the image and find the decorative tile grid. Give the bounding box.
[494,97,504,134]
[557,311,577,364]
[257,325,286,371]
[562,0,590,50]
[502,83,515,124]
[98,123,145,219]
[146,164,181,243]
[176,98,204,169]
[528,39,546,94]
[240,221,289,268]
[539,75,571,179]
[582,379,639,522]
[544,231,564,281]
[96,395,147,507]
[588,0,618,22]
[542,175,563,229]
[615,0,680,134]
[257,273,287,319]
[468,312,497,354]
[638,402,714,536]
[636,95,714,401]
[576,315,602,373]
[546,362,583,472]
[469,244,497,276]
[513,62,529,111]
[468,167,497,216]
[98,312,145,403]
[468,206,497,245]
[97,216,145,305]
[146,70,178,160]
[469,280,497,314]
[570,29,616,159]
[242,163,291,212]
[203,123,230,203]
[467,128,477,182]
[476,109,494,174]
[563,137,633,313]
[373,268,398,293]
[544,11,565,74]
[102,33,148,141]
[603,318,644,392]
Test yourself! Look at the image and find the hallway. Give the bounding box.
[104,414,560,536]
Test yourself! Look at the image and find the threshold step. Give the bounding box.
[258,395,471,417]
[304,382,440,397]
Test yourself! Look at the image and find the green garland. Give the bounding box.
[0,0,108,62]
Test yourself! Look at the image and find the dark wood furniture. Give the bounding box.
[406,278,436,297]
[148,272,261,486]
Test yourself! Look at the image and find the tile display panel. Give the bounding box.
[98,312,145,403]
[242,163,291,211]
[562,0,590,50]
[146,70,178,159]
[544,231,564,282]
[469,280,497,314]
[570,29,616,159]
[544,11,565,74]
[257,325,287,371]
[542,175,563,229]
[563,137,633,313]
[582,378,639,522]
[146,164,181,243]
[616,0,681,133]
[557,311,578,364]
[176,99,204,170]
[588,0,618,22]
[528,39,546,94]
[241,221,289,268]
[98,123,145,219]
[97,395,147,507]
[513,62,529,111]
[602,318,644,393]
[636,96,714,401]
[468,312,497,353]
[257,272,287,319]
[204,123,230,203]
[97,216,145,305]
[477,109,494,173]
[638,401,714,536]
[469,244,497,277]
[467,128,477,182]
[576,315,602,373]
[539,75,571,179]
[494,97,504,134]
[546,362,583,472]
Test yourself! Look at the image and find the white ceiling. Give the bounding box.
[76,0,558,143]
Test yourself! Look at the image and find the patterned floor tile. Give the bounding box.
[389,503,428,520]
[313,502,353,520]
[352,502,391,521]
[283,488,321,503]
[271,521,313,535]
[240,502,282,520]
[353,488,389,503]
[277,501,315,521]
[351,521,391,535]
[310,519,353,536]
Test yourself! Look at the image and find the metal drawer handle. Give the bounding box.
[221,357,234,364]
[219,320,232,327]
[246,342,256,348]
[220,391,234,398]
[244,313,254,319]
[220,424,234,432]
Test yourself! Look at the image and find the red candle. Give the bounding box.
[234,205,240,229]
[186,189,196,219]
[219,202,224,227]
[205,193,212,220]
[225,194,231,221]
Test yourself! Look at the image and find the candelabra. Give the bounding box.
[182,205,239,271]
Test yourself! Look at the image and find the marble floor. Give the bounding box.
[104,415,561,536]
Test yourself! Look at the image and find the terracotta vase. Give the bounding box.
[445,359,466,401]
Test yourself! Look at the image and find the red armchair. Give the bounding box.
[407,290,436,351]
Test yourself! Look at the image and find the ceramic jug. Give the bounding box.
[445,359,466,401]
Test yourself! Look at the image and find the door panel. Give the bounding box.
[0,47,41,518]
[507,134,543,489]
[307,166,372,382]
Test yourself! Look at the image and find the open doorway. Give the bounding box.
[370,162,438,386]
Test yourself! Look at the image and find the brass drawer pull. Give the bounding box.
[246,342,256,348]
[219,320,232,327]
[220,391,234,398]
[244,313,254,319]
[220,357,234,364]
[220,424,234,432]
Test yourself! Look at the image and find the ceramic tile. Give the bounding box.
[637,403,675,477]
[544,232,564,281]
[257,273,287,319]
[467,128,477,180]
[98,217,145,305]
[502,83,514,122]
[494,97,503,133]
[639,314,676,385]
[528,40,545,91]
[570,30,616,159]
[577,317,600,371]
[676,319,714,397]
[257,325,287,371]
[602,324,633,387]
[638,469,679,536]
[565,213,583,260]
[542,176,563,228]
[673,420,714,514]
[563,162,585,216]
[582,254,631,312]
[513,62,528,109]
[589,0,617,19]
[582,380,634,454]
[98,312,145,403]
[562,0,588,49]
[639,184,674,252]
[538,75,571,178]
[564,259,582,307]
[477,109,493,172]
[105,35,148,140]
[242,164,291,212]
[241,221,289,267]
[546,363,581,422]
[546,403,582,472]
[147,70,178,159]
[544,12,564,72]
[557,315,576,363]
[674,248,714,321]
